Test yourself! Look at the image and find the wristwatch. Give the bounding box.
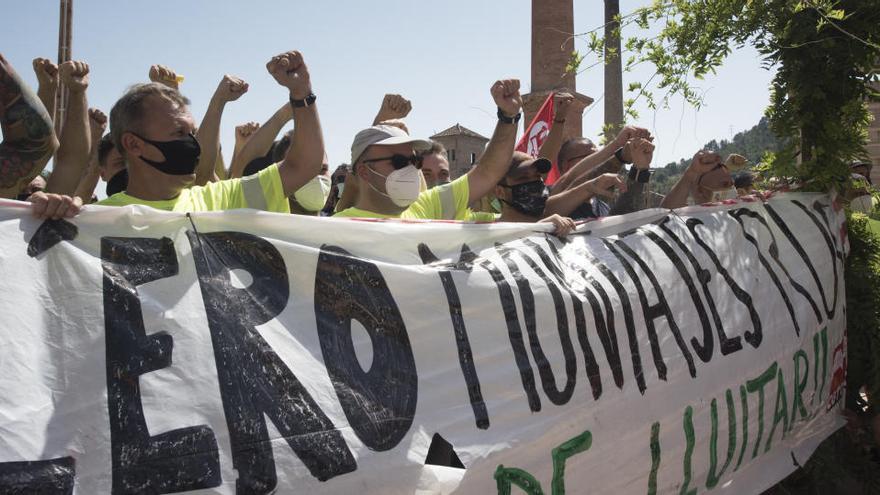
[497,107,521,124]
[290,93,317,108]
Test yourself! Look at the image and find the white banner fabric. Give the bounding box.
[0,192,847,495]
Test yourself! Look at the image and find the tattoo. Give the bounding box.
[0,56,55,194]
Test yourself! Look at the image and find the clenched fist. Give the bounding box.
[149,64,181,89]
[267,50,311,99]
[88,108,107,140]
[612,125,652,150]
[59,60,89,93]
[32,57,59,88]
[553,92,575,121]
[235,121,260,144]
[213,75,249,103]
[379,94,412,120]
[685,150,723,180]
[491,79,523,118]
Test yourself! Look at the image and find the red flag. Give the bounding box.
[515,92,561,184]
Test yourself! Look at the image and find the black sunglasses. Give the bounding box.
[362,153,423,170]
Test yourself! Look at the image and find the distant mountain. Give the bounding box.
[651,117,785,195]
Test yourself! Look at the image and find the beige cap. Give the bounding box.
[350,125,432,165]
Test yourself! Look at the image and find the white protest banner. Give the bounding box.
[0,192,847,494]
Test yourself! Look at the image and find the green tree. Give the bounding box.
[572,0,880,189]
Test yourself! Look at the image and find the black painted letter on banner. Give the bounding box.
[0,456,76,495]
[101,237,220,494]
[186,232,356,493]
[315,245,419,451]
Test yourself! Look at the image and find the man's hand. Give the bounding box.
[554,92,575,121]
[148,64,181,89]
[629,137,655,170]
[32,58,59,89]
[587,173,627,199]
[267,50,311,99]
[539,214,576,237]
[685,150,722,180]
[28,191,82,219]
[88,108,107,142]
[613,125,652,150]
[491,79,523,117]
[374,94,412,124]
[59,61,89,94]
[234,121,260,145]
[213,75,249,103]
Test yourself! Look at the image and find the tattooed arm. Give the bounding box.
[0,53,59,199]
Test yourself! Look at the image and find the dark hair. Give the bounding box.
[419,140,447,158]
[110,83,191,156]
[97,134,115,167]
[557,137,595,166]
[733,172,754,189]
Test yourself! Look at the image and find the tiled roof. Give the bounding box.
[431,123,489,141]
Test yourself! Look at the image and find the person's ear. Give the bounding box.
[494,184,506,199]
[120,132,143,157]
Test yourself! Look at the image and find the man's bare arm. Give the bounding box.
[0,53,59,199]
[551,125,651,194]
[32,58,58,122]
[196,75,249,185]
[267,50,324,196]
[466,79,522,203]
[538,93,574,162]
[74,108,107,201]
[47,61,91,195]
[230,106,292,178]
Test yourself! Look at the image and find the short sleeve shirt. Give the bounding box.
[97,164,289,213]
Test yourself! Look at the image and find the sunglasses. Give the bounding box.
[362,153,423,170]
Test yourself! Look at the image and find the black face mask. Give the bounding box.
[501,179,549,217]
[106,168,128,196]
[133,132,201,175]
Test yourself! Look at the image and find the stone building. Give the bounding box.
[430,124,490,179]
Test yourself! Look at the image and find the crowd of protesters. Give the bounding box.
[2,47,879,458]
[1,48,762,235]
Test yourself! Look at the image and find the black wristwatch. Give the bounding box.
[614,147,632,165]
[628,165,651,183]
[497,107,521,124]
[290,93,317,108]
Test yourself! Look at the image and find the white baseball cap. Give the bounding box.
[350,125,432,165]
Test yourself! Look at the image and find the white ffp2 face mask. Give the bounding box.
[293,174,331,211]
[367,164,422,207]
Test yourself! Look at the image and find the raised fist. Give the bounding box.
[213,75,249,103]
[491,79,523,118]
[685,150,723,179]
[553,92,575,121]
[626,137,655,170]
[379,94,412,120]
[235,121,260,143]
[587,173,627,199]
[149,64,181,89]
[267,50,311,99]
[59,60,89,93]
[88,108,107,140]
[613,125,652,149]
[32,58,59,88]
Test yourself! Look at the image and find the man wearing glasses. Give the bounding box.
[334,79,523,220]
